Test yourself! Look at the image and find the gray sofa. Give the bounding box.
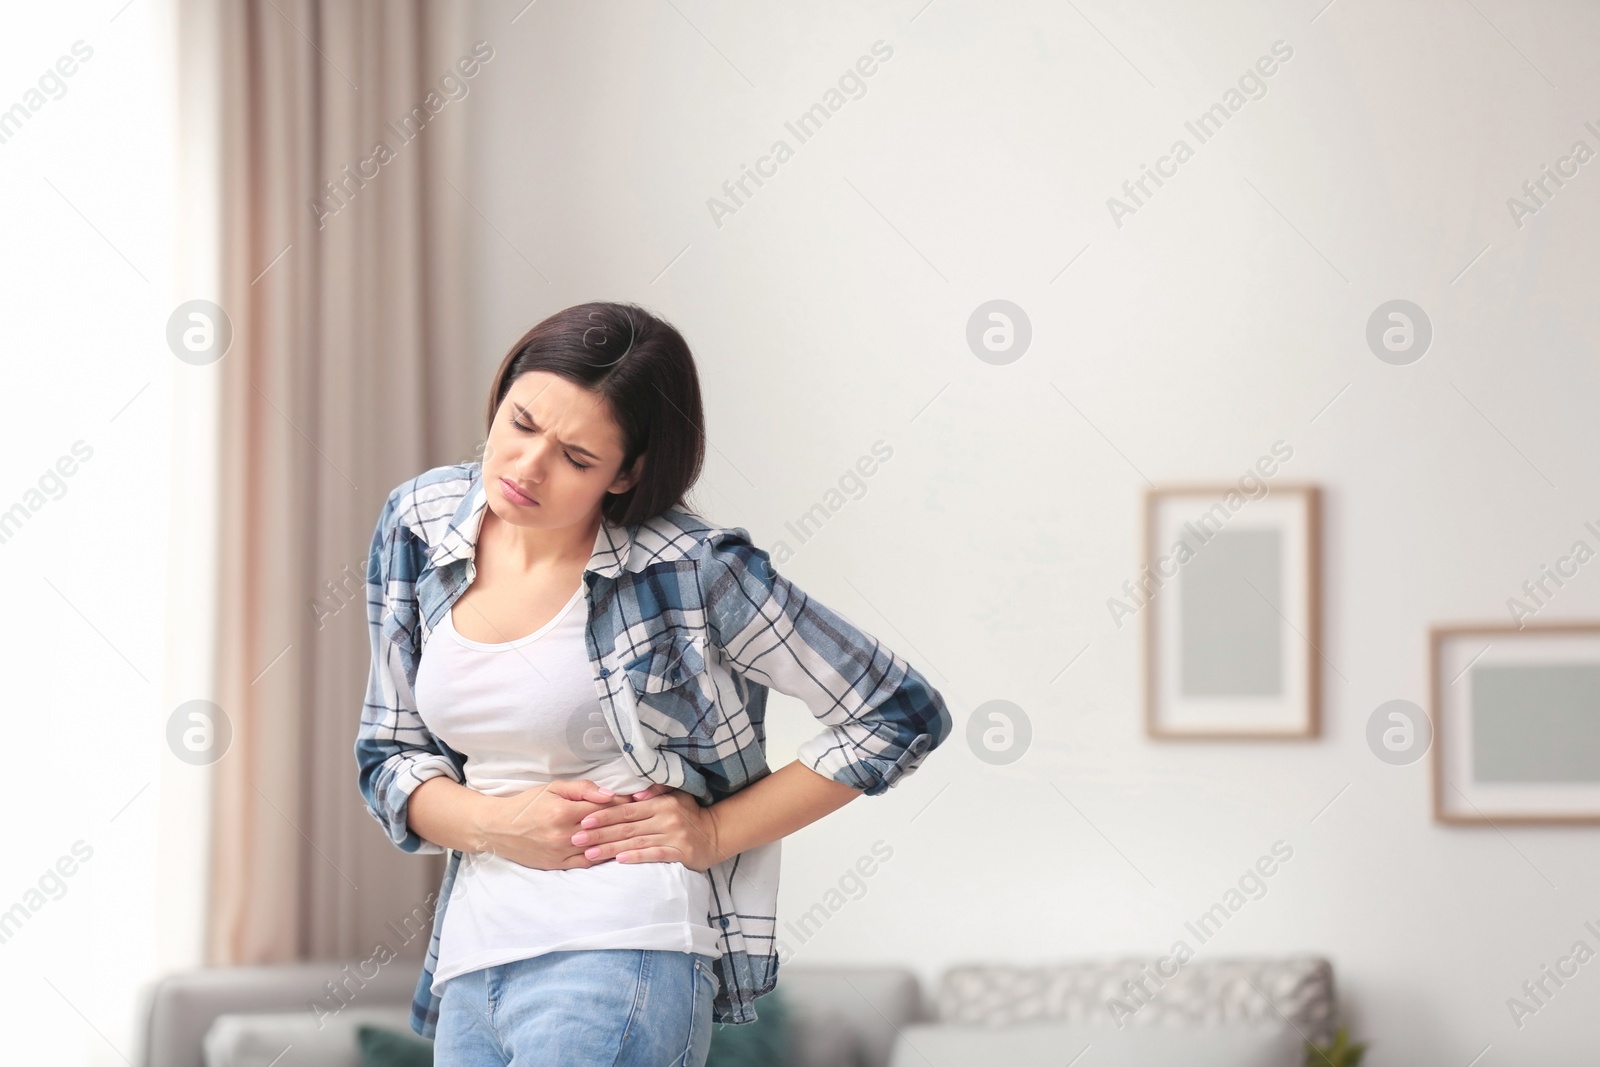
[136,955,1335,1067]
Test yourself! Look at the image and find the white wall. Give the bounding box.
[463,1,1600,1063]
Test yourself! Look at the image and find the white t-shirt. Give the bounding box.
[413,582,720,993]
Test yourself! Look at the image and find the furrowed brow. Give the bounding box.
[512,402,602,459]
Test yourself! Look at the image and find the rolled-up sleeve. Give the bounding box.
[355,486,462,854]
[696,529,952,796]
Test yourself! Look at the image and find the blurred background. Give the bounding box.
[3,1,1599,1065]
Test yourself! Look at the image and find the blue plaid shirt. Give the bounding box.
[356,460,952,1037]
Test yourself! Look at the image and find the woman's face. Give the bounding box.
[481,370,642,535]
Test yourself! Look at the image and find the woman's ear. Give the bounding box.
[610,453,646,495]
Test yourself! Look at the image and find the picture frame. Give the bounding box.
[1143,484,1321,740]
[1431,622,1600,825]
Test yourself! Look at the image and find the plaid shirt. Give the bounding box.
[356,460,951,1037]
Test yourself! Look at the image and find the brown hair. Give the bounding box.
[485,302,705,525]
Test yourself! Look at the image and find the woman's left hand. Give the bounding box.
[570,783,724,872]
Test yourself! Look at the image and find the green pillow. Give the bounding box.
[706,986,791,1067]
[356,1023,433,1067]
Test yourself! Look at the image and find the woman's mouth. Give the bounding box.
[500,478,538,506]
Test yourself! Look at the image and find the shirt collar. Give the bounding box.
[427,461,632,580]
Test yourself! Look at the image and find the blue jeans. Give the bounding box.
[433,949,718,1067]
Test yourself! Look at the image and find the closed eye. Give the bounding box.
[512,419,592,470]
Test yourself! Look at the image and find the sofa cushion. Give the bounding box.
[772,965,924,1067]
[141,960,423,1067]
[887,1021,1306,1067]
[707,984,792,1067]
[934,956,1335,1045]
[202,1006,417,1067]
[355,1024,433,1067]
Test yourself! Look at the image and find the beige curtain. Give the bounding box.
[197,0,479,967]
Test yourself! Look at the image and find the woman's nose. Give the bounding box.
[516,438,553,478]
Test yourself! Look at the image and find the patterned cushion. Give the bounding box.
[887,1020,1307,1067]
[934,956,1335,1045]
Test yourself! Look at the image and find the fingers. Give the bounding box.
[578,800,656,831]
[548,779,619,804]
[541,780,577,800]
[610,843,677,865]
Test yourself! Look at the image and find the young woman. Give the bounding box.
[356,301,951,1066]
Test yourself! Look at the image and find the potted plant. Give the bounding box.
[1304,1025,1368,1067]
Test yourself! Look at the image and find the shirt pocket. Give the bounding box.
[380,600,421,680]
[622,631,721,743]
[623,630,708,693]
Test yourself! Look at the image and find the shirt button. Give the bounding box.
[623,743,632,752]
[719,917,729,928]
[599,667,610,678]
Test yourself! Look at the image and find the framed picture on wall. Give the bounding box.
[1432,622,1600,824]
[1143,484,1321,739]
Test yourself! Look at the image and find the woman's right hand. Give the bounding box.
[477,779,667,870]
